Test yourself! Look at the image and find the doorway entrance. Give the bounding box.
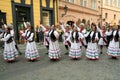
[42,9,54,26]
[42,11,50,26]
[15,6,31,43]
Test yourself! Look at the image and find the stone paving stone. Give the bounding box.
[0,43,120,80]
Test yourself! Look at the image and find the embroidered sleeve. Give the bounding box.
[96,26,101,32]
[10,30,14,37]
[82,29,86,34]
[23,22,27,28]
[22,29,28,37]
[40,25,46,32]
[1,34,11,42]
[4,24,7,28]
[75,25,80,32]
[61,25,65,33]
[54,31,59,39]
[105,30,112,36]
[0,33,3,38]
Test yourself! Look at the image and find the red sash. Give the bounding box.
[67,41,71,47]
[102,29,107,44]
[80,38,85,46]
[45,38,49,45]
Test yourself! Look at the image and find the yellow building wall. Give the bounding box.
[25,0,31,4]
[50,0,53,8]
[0,0,58,27]
[14,0,31,5]
[33,0,40,28]
[53,0,59,25]
[0,0,13,24]
[14,0,21,3]
[54,0,57,25]
[40,0,58,25]
[42,0,46,7]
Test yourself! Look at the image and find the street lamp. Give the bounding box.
[62,5,68,17]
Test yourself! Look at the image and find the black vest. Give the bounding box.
[87,31,97,43]
[25,31,34,43]
[3,32,13,44]
[111,30,119,42]
[71,31,79,43]
[50,30,57,42]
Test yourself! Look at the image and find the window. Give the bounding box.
[114,14,116,19]
[80,0,87,7]
[91,0,96,9]
[65,0,69,2]
[106,0,108,5]
[110,0,113,6]
[80,0,83,6]
[114,0,117,7]
[70,0,74,3]
[65,0,74,3]
[105,13,108,19]
[118,0,120,7]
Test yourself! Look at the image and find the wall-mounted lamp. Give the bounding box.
[62,5,68,17]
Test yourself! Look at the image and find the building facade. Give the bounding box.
[59,0,100,24]
[99,0,120,25]
[0,0,58,42]
[59,0,120,25]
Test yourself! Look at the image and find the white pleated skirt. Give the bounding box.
[25,41,39,60]
[107,39,120,57]
[3,41,18,61]
[48,40,61,59]
[86,42,99,60]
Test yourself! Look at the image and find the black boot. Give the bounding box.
[65,52,69,55]
[111,56,117,59]
[46,52,48,55]
[100,51,103,54]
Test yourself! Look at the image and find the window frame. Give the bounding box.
[80,0,87,7]
[65,0,74,3]
[91,0,96,10]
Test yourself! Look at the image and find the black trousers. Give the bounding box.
[36,32,39,42]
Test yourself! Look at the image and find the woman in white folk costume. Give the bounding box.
[106,25,120,59]
[76,23,87,48]
[22,22,39,61]
[97,25,107,54]
[8,23,22,55]
[60,23,71,55]
[85,23,100,60]
[40,24,50,54]
[0,26,19,62]
[66,25,84,59]
[47,25,61,60]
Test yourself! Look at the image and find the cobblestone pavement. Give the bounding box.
[0,42,120,80]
